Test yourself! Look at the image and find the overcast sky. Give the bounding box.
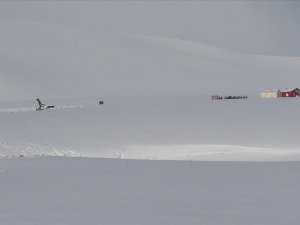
[0,1,300,101]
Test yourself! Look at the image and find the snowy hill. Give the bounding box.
[1,1,300,101]
[1,29,300,100]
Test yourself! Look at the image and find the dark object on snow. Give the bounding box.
[224,95,248,100]
[212,95,219,100]
[36,98,45,110]
[36,98,54,111]
[212,95,223,100]
[99,101,104,105]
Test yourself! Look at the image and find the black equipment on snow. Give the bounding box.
[36,98,54,111]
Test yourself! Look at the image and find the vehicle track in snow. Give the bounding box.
[0,105,82,114]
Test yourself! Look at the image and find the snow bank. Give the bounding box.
[97,145,300,161]
[0,141,82,158]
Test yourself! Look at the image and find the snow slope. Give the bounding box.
[1,19,300,100]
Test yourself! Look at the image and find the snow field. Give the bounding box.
[1,96,300,160]
[1,158,300,225]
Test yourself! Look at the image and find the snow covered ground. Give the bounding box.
[2,95,300,225]
[1,157,300,225]
[1,96,300,160]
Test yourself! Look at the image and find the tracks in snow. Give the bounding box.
[0,105,82,114]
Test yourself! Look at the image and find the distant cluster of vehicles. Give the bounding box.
[212,95,248,100]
